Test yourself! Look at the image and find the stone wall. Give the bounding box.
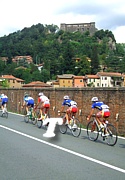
[1,87,125,136]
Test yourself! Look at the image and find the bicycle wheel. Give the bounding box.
[87,120,99,141]
[24,115,29,123]
[105,124,118,146]
[71,118,81,137]
[2,112,8,118]
[36,118,43,128]
[32,112,37,125]
[59,115,67,134]
[32,117,37,125]
[59,124,67,134]
[1,107,8,118]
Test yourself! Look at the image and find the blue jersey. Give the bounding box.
[92,101,109,110]
[24,96,34,105]
[62,99,77,107]
[0,95,8,104]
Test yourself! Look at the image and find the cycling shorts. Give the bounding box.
[67,106,78,113]
[97,110,110,118]
[43,101,50,108]
[71,106,78,113]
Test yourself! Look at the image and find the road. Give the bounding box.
[0,112,125,180]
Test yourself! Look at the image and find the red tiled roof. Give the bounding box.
[97,72,122,77]
[0,75,24,81]
[86,75,100,79]
[74,76,87,79]
[22,81,52,88]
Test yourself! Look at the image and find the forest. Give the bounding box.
[0,23,125,83]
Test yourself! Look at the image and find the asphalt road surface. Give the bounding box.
[0,112,125,180]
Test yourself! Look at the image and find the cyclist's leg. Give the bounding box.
[96,111,104,128]
[39,103,44,120]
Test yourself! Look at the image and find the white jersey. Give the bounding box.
[39,95,49,103]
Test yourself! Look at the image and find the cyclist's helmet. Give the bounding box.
[91,97,98,102]
[1,93,4,97]
[24,93,29,97]
[38,92,44,96]
[64,95,69,100]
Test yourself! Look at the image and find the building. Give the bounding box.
[57,74,74,87]
[97,72,124,87]
[60,22,97,35]
[12,56,33,64]
[85,72,124,87]
[73,76,87,87]
[85,75,100,87]
[0,75,24,88]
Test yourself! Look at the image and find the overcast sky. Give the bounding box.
[1,0,125,43]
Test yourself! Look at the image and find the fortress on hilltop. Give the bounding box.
[60,22,98,35]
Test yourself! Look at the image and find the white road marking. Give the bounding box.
[0,124,125,174]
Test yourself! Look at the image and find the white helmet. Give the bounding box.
[64,95,69,100]
[91,97,98,102]
[38,92,44,96]
[1,94,4,97]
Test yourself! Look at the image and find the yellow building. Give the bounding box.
[0,75,24,88]
[57,74,74,87]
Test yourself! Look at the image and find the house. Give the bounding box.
[85,72,124,87]
[57,74,74,87]
[97,72,123,87]
[12,55,33,64]
[85,75,100,87]
[73,76,87,87]
[22,81,52,88]
[0,75,24,88]
[46,80,59,88]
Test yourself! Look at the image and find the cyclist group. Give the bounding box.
[0,91,111,139]
[43,95,110,138]
[22,92,50,121]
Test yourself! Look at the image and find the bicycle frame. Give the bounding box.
[59,112,81,137]
[0,103,8,118]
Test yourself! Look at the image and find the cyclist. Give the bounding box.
[43,95,78,138]
[0,93,8,114]
[22,93,34,116]
[87,97,110,130]
[35,92,50,120]
[58,95,78,128]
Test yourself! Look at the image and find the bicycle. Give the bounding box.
[86,114,118,146]
[36,108,50,128]
[59,112,81,137]
[0,103,8,118]
[24,107,37,125]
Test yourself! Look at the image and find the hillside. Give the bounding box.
[0,23,125,83]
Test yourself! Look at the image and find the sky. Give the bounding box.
[0,0,125,43]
